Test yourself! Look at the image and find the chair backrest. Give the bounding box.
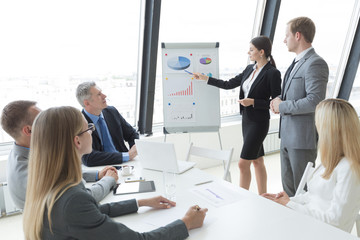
[0,159,22,217]
[295,162,315,196]
[356,214,360,237]
[186,143,234,182]
[0,159,7,182]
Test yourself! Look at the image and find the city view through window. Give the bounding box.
[0,0,357,143]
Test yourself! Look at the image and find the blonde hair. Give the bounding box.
[315,98,360,179]
[23,106,84,240]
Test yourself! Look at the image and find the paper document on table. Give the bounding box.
[190,182,242,207]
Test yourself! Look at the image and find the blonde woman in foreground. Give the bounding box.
[263,98,360,232]
[23,106,207,240]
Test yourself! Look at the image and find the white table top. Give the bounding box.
[86,162,358,240]
[0,161,357,240]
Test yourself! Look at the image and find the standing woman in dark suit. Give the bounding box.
[194,36,281,194]
[23,106,207,240]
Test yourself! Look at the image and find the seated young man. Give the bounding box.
[1,100,118,208]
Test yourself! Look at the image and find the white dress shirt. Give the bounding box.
[286,157,360,232]
[290,46,314,74]
[242,64,265,98]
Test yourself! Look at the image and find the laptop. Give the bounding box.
[135,140,196,174]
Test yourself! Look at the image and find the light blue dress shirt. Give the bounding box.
[84,109,129,162]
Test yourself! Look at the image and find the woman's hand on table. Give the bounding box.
[138,195,176,209]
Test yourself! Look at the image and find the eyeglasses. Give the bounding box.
[78,123,95,136]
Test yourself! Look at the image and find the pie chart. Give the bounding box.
[200,57,212,65]
[167,56,191,70]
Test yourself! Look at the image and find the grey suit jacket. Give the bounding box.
[42,183,189,240]
[279,48,329,149]
[6,143,116,209]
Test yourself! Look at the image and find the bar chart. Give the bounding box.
[168,81,193,96]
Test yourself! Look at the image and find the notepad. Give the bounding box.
[113,181,155,195]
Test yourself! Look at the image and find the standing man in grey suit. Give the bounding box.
[270,17,329,197]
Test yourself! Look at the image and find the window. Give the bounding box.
[154,0,258,124]
[272,0,355,98]
[349,65,360,115]
[0,0,141,143]
[345,3,360,115]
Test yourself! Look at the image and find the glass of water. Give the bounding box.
[163,171,176,201]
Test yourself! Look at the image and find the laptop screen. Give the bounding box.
[135,140,195,173]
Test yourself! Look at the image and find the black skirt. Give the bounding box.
[240,111,269,160]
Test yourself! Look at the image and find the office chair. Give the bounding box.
[0,160,22,217]
[185,142,234,182]
[295,162,315,196]
[356,214,360,237]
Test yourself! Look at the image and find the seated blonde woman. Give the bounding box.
[23,106,207,240]
[263,98,360,232]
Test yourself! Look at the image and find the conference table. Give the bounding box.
[84,161,358,240]
[0,160,357,239]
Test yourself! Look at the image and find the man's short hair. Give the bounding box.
[76,81,96,107]
[1,100,37,140]
[288,17,316,43]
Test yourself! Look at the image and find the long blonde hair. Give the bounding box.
[316,98,360,179]
[23,106,84,240]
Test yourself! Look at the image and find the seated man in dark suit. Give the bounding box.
[76,81,139,166]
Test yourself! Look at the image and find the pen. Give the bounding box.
[184,70,193,75]
[195,180,213,186]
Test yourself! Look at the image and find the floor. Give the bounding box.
[203,152,283,194]
[203,151,359,237]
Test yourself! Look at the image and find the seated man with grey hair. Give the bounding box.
[76,82,139,167]
[0,100,118,208]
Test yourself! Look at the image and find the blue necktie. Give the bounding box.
[98,117,114,152]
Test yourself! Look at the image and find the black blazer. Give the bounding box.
[207,62,281,122]
[82,106,139,166]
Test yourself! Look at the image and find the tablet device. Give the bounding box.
[113,181,155,195]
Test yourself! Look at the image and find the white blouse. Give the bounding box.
[286,157,360,232]
[242,64,265,98]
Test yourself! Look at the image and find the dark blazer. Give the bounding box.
[208,62,281,122]
[42,183,189,239]
[82,106,139,166]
